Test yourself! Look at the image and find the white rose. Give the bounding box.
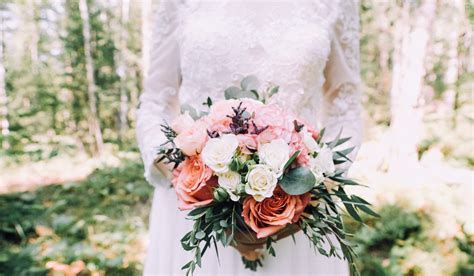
[217,171,241,201]
[308,146,335,183]
[245,164,278,202]
[301,127,321,153]
[258,138,290,176]
[202,134,239,173]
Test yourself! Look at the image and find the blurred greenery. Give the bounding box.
[346,205,474,276]
[0,159,152,275]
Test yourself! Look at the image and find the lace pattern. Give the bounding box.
[136,0,363,186]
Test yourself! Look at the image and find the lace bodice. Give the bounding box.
[137,0,363,187]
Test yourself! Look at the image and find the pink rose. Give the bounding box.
[170,112,195,134]
[253,104,290,129]
[207,117,231,134]
[172,156,216,210]
[256,126,293,145]
[289,123,317,167]
[174,120,208,156]
[237,134,258,154]
[208,99,241,123]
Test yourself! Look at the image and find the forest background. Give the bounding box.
[0,0,472,275]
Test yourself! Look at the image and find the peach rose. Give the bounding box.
[242,186,311,238]
[174,120,208,156]
[172,156,216,210]
[170,112,195,134]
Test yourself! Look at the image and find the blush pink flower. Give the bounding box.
[288,131,311,167]
[253,104,286,128]
[172,156,216,210]
[170,112,195,134]
[174,120,208,156]
[237,134,258,154]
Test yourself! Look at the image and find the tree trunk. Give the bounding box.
[442,0,463,127]
[79,0,104,155]
[388,0,437,173]
[141,0,152,81]
[0,14,9,150]
[118,0,130,141]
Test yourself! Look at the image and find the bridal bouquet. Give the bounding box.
[157,76,377,275]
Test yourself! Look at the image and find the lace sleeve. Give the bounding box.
[321,0,362,170]
[136,1,181,187]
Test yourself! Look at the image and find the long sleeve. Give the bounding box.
[321,0,363,169]
[136,1,181,187]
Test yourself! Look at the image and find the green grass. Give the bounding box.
[0,159,153,275]
[1,159,472,275]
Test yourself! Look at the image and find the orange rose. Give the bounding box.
[172,156,216,210]
[242,187,311,239]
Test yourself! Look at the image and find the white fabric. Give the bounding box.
[136,0,362,275]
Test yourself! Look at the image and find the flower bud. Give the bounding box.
[236,183,246,195]
[213,187,229,202]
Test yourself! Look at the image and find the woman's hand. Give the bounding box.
[231,230,266,261]
[231,224,301,261]
[154,159,174,180]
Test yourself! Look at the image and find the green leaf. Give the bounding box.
[195,247,202,267]
[219,219,228,228]
[195,230,206,240]
[328,128,343,149]
[333,151,352,162]
[338,147,355,156]
[239,90,259,100]
[338,188,362,222]
[269,86,279,97]
[334,137,351,147]
[318,128,326,142]
[240,75,259,91]
[279,167,316,195]
[187,207,208,219]
[181,261,193,270]
[283,150,300,171]
[181,104,199,120]
[224,86,242,100]
[181,240,195,251]
[202,96,213,107]
[224,86,258,100]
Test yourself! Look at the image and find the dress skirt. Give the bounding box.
[143,186,349,276]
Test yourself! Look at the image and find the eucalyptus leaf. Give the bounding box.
[195,230,206,240]
[181,104,200,120]
[240,75,259,91]
[224,86,242,100]
[279,167,316,195]
[239,90,259,100]
[283,150,300,171]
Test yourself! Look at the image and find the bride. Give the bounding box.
[136,0,362,275]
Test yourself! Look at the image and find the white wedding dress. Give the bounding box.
[136,0,362,275]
